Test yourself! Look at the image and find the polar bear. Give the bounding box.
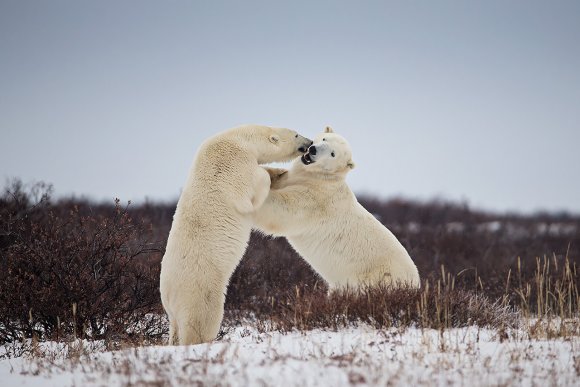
[160,125,312,345]
[253,127,420,290]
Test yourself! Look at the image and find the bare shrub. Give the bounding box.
[1,180,578,343]
[0,181,165,344]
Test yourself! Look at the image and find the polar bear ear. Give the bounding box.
[346,160,355,169]
[324,126,334,133]
[269,134,280,144]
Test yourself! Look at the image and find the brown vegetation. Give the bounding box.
[0,179,578,344]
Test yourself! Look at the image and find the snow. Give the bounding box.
[1,325,578,386]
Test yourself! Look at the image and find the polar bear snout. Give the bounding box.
[301,144,321,165]
[298,139,313,153]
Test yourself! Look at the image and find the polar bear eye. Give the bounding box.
[295,134,298,138]
[331,152,335,157]
[322,138,326,141]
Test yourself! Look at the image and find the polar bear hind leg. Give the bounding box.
[168,317,179,345]
[176,291,225,345]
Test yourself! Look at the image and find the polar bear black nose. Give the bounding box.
[298,140,313,153]
[309,145,317,155]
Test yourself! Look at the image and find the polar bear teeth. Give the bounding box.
[301,153,313,165]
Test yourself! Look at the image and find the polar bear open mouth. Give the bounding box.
[301,152,314,165]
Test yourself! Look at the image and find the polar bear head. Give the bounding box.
[256,126,313,164]
[299,126,355,176]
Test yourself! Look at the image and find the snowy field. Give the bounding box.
[2,324,578,386]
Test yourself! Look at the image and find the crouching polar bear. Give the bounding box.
[160,125,312,345]
[253,127,420,290]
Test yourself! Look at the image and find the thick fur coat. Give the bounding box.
[253,127,420,290]
[160,125,311,345]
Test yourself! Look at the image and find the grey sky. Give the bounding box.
[1,0,579,213]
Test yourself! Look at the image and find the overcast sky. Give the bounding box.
[1,1,579,213]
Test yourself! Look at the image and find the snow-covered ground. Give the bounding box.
[1,325,578,386]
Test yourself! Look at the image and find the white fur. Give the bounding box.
[160,125,311,345]
[254,127,420,290]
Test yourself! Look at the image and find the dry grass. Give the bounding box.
[0,179,578,348]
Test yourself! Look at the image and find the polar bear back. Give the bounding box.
[287,191,420,289]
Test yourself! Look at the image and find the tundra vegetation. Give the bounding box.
[0,179,578,385]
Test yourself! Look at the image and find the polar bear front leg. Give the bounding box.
[252,184,312,236]
[262,166,289,189]
[250,167,272,210]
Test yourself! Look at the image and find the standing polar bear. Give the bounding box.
[253,127,420,290]
[160,125,312,345]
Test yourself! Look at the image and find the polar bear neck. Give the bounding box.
[219,127,284,165]
[204,130,263,162]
